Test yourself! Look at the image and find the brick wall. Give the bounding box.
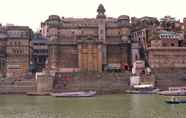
[148,47,186,68]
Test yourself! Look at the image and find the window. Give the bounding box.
[171,43,175,46]
[100,29,103,34]
[18,41,21,46]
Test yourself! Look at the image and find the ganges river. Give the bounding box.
[0,94,185,118]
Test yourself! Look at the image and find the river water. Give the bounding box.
[0,94,185,118]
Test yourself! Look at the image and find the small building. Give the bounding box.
[0,27,7,77]
[6,25,32,79]
[159,31,184,47]
[31,33,48,72]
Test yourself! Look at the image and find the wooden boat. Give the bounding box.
[165,96,186,104]
[50,91,96,97]
[158,86,186,96]
[125,88,159,94]
[26,92,50,96]
[165,100,186,104]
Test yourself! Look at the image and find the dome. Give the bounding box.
[118,15,129,20]
[48,15,60,21]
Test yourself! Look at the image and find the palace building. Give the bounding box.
[41,4,131,73]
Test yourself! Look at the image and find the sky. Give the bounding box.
[0,0,186,31]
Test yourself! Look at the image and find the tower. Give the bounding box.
[97,4,107,67]
[183,18,186,33]
[97,4,106,42]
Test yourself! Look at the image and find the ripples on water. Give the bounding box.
[0,95,185,118]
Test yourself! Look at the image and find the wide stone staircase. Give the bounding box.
[53,72,130,94]
[154,71,186,90]
[0,79,36,94]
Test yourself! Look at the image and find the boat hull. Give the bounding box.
[158,91,186,96]
[50,91,96,97]
[165,100,186,104]
[159,86,186,96]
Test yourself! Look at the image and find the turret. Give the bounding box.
[96,4,107,65]
[96,4,106,19]
[118,15,130,26]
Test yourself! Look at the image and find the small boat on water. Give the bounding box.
[26,92,50,96]
[125,88,159,94]
[50,91,96,97]
[165,96,186,104]
[158,86,186,96]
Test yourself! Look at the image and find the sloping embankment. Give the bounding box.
[154,70,186,90]
[53,72,130,94]
[0,79,36,94]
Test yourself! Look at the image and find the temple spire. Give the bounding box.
[96,4,106,18]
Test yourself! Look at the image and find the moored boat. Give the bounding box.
[165,96,186,104]
[165,100,186,104]
[26,92,50,96]
[50,91,96,97]
[158,86,186,96]
[125,88,159,94]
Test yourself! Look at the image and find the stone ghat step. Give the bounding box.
[53,79,129,92]
[0,85,36,88]
[14,81,36,86]
[0,87,36,94]
[57,72,130,79]
[0,79,36,85]
[53,72,130,92]
[156,79,186,90]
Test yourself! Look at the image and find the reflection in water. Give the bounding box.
[129,94,143,118]
[0,95,185,118]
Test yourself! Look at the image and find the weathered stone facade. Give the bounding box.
[0,27,7,77]
[41,4,131,73]
[148,47,186,69]
[32,33,48,72]
[6,26,32,79]
[0,25,32,79]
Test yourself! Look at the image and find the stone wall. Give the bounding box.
[53,72,130,94]
[36,78,53,93]
[0,79,36,94]
[154,70,186,90]
[148,47,186,69]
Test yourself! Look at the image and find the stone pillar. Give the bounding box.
[98,19,106,66]
[102,45,107,65]
[78,44,82,70]
[36,73,53,93]
[98,45,103,72]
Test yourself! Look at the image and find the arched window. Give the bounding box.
[171,43,175,46]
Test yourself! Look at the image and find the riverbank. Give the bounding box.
[0,71,186,95]
[53,72,130,94]
[154,70,186,90]
[0,79,36,94]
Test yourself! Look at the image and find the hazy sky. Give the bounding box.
[0,0,186,31]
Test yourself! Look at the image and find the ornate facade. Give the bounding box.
[6,26,32,79]
[32,33,48,72]
[41,4,131,73]
[0,25,32,79]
